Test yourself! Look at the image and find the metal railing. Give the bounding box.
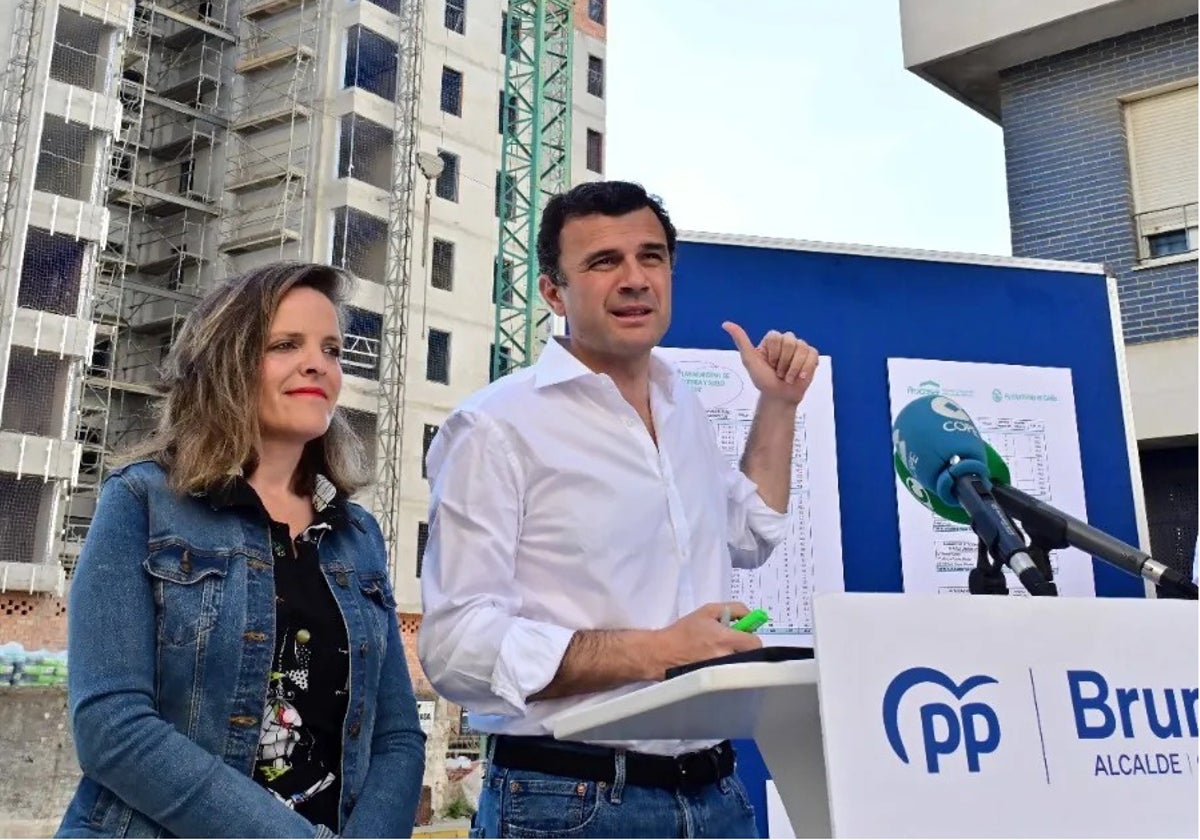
[1134,201,1198,261]
[342,331,380,380]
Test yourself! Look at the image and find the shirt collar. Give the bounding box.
[532,337,680,404]
[208,472,347,528]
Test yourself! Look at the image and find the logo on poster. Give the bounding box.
[906,380,974,399]
[882,667,1002,773]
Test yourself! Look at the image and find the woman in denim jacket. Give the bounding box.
[57,263,425,838]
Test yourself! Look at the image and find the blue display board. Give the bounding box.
[662,234,1145,835]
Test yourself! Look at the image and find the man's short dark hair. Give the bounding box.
[537,180,677,285]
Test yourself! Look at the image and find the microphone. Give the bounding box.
[893,405,1198,600]
[893,395,1056,596]
[989,483,1198,600]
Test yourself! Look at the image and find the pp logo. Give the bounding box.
[882,667,1002,773]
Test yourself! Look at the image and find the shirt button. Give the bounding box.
[349,721,361,737]
[335,571,349,587]
[359,642,369,657]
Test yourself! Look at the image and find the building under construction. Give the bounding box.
[0,0,607,646]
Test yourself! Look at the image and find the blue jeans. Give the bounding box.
[470,755,758,838]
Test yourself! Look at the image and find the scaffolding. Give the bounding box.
[63,0,236,569]
[220,0,319,262]
[375,0,425,578]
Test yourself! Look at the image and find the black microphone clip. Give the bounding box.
[952,472,1058,597]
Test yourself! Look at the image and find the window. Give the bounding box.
[435,150,459,201]
[495,170,516,219]
[50,9,103,92]
[178,158,194,194]
[587,55,604,98]
[431,238,454,290]
[343,307,382,380]
[427,329,450,383]
[344,26,398,101]
[440,66,463,116]
[337,114,394,190]
[1124,84,1198,260]
[588,0,605,25]
[498,91,518,134]
[444,0,465,33]
[422,424,439,477]
[331,206,388,280]
[364,0,401,13]
[493,257,514,304]
[89,337,112,378]
[501,11,520,58]
[1147,229,1192,258]
[416,522,429,577]
[490,343,514,382]
[586,129,603,174]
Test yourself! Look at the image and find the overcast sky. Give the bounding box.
[604,0,1013,257]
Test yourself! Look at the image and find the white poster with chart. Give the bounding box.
[886,358,1096,597]
[657,347,844,646]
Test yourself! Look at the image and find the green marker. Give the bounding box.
[731,608,771,633]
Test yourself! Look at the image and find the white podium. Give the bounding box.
[553,659,829,836]
[551,593,1199,839]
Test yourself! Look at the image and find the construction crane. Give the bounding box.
[493,0,573,380]
[376,0,426,575]
[376,0,572,569]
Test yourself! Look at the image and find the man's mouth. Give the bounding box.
[610,305,654,320]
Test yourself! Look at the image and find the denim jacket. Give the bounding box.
[57,461,425,839]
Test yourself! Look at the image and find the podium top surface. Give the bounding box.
[551,659,818,742]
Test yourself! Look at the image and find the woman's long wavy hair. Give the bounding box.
[120,262,371,497]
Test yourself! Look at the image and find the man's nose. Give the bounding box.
[618,257,651,292]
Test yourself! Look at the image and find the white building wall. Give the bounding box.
[0,0,118,582]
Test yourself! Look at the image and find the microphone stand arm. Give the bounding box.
[993,484,1197,601]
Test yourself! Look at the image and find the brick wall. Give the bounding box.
[0,594,68,651]
[1000,16,1199,344]
[398,611,435,700]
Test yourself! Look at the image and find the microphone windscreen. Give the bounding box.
[892,395,991,508]
[893,442,1012,525]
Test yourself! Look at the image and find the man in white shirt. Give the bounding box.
[419,181,818,838]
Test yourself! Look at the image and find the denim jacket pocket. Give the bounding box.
[358,571,397,611]
[356,570,396,649]
[143,542,232,648]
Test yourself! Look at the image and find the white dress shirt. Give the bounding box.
[418,338,788,755]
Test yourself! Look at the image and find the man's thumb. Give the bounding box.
[722,321,755,356]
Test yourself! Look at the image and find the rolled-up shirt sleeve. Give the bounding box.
[724,466,790,570]
[418,409,574,716]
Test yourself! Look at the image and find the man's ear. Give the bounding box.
[539,273,567,317]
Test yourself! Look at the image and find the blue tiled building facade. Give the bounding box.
[997,14,1197,584]
[1000,16,1198,344]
